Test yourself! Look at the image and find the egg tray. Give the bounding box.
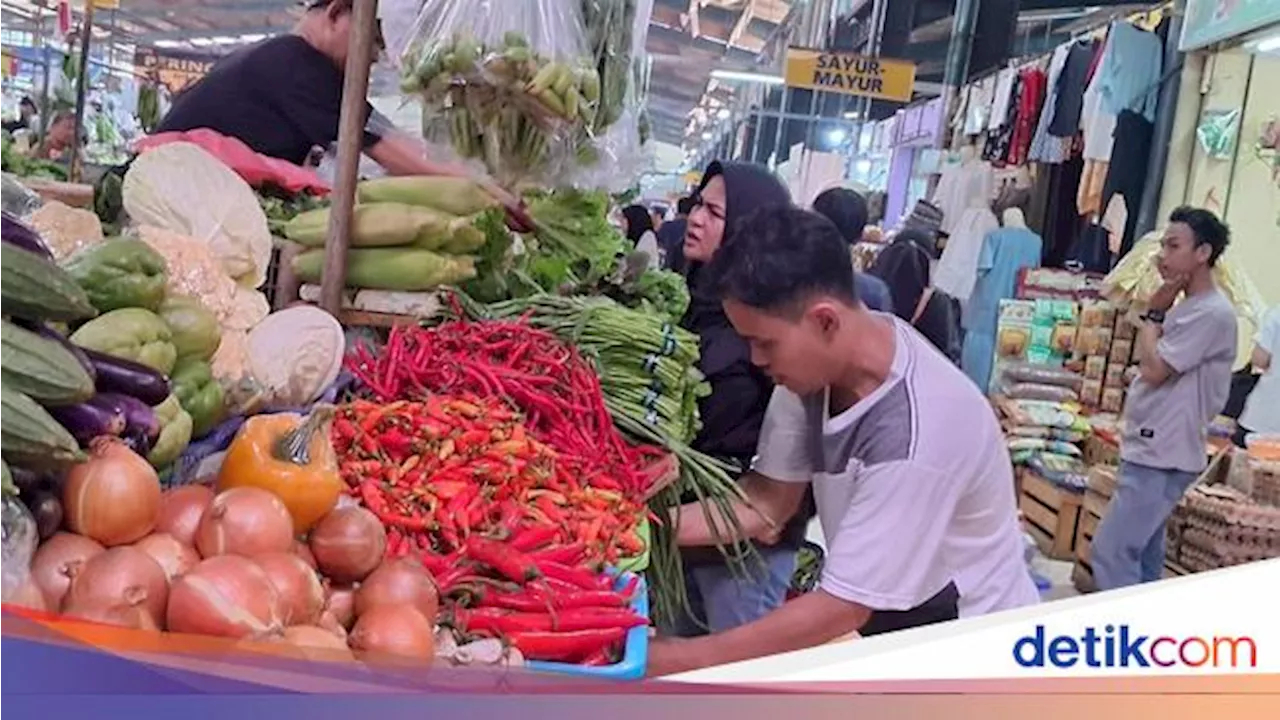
[1177,543,1272,574]
[1179,485,1280,531]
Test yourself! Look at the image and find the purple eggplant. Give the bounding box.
[50,399,127,446]
[93,392,160,443]
[21,322,96,382]
[1,211,53,260]
[81,348,171,406]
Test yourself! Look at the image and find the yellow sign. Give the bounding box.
[91,1,122,9]
[784,48,916,102]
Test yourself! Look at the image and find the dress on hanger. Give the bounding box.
[1048,40,1098,137]
[961,225,1044,392]
[1029,43,1074,164]
[1007,66,1047,166]
[933,207,1000,305]
[989,68,1019,131]
[932,159,994,236]
[1096,21,1164,121]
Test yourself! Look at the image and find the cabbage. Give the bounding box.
[122,142,273,289]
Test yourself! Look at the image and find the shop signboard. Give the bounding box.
[1180,0,1280,51]
[784,48,916,102]
[134,48,215,94]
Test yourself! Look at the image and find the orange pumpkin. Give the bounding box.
[217,404,343,533]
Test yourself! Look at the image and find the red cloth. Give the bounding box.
[1007,67,1047,167]
[133,128,330,195]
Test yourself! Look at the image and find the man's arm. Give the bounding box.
[648,589,870,676]
[675,472,808,547]
[365,130,521,208]
[1136,319,1174,386]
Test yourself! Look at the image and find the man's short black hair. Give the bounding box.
[676,195,696,216]
[707,206,860,315]
[1169,206,1230,266]
[811,187,868,245]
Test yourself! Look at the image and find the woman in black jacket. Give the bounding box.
[869,228,962,362]
[671,161,803,635]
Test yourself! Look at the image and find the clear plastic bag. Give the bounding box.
[399,0,598,188]
[2,494,38,601]
[1,174,43,218]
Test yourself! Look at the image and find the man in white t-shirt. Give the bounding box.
[647,207,1038,677]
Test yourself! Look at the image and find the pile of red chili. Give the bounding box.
[333,396,648,566]
[345,319,665,501]
[332,395,647,663]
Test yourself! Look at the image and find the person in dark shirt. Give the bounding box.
[671,161,799,636]
[869,228,961,362]
[811,187,894,314]
[3,97,37,134]
[156,0,516,207]
[657,195,694,272]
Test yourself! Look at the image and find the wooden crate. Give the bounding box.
[1019,470,1083,560]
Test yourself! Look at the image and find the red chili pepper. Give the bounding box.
[581,648,613,666]
[535,560,601,591]
[507,628,626,662]
[510,525,558,552]
[465,536,540,583]
[530,542,586,565]
[541,589,627,610]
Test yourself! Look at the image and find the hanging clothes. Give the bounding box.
[1031,155,1087,267]
[932,159,994,235]
[1096,22,1164,122]
[1080,31,1118,163]
[961,225,1044,392]
[1029,44,1075,164]
[1100,109,1156,256]
[988,68,1019,131]
[963,76,997,135]
[1007,66,1047,167]
[933,207,1000,305]
[983,72,1020,164]
[1048,40,1098,137]
[1066,223,1112,273]
[1077,158,1109,216]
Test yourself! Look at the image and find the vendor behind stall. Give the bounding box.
[34,112,78,161]
[154,0,515,206]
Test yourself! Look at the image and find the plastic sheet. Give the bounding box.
[134,129,331,195]
[1,495,37,602]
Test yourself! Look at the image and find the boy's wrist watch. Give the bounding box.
[1141,309,1166,324]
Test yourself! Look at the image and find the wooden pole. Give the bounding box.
[319,0,379,316]
[69,0,95,183]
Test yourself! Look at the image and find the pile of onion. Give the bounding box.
[254,552,324,626]
[308,507,385,584]
[31,532,104,608]
[133,533,200,581]
[156,485,214,546]
[354,560,439,621]
[349,604,434,663]
[195,488,294,558]
[167,555,282,638]
[62,438,161,546]
[62,547,169,627]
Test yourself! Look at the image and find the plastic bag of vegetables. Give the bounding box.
[398,0,598,187]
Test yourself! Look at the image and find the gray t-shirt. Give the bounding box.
[1121,287,1237,473]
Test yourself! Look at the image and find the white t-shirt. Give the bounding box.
[1240,306,1280,435]
[753,317,1039,618]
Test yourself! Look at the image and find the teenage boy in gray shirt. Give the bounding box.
[1091,207,1237,590]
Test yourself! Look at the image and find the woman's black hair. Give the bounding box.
[620,204,654,245]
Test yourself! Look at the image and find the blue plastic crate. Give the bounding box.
[524,572,648,681]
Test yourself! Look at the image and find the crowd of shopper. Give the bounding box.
[642,155,1256,677]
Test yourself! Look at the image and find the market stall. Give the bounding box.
[0,0,752,680]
